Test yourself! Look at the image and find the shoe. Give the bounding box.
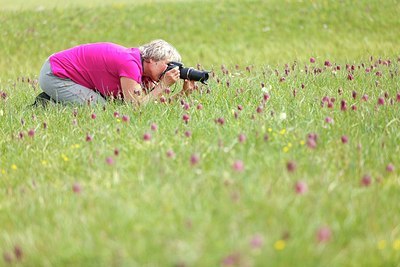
[31,92,53,108]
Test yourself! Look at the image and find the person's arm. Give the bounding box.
[120,67,181,105]
[120,77,162,106]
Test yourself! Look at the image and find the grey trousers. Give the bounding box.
[38,58,106,105]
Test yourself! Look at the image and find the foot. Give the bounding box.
[31,92,53,108]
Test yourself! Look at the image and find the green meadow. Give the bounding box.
[1,0,400,266]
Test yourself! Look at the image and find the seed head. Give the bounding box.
[122,115,130,122]
[3,251,12,263]
[28,129,35,137]
[347,73,354,80]
[386,163,395,172]
[143,132,152,141]
[361,174,372,187]
[238,133,246,143]
[86,134,92,142]
[190,153,200,165]
[325,117,334,124]
[232,160,244,172]
[341,100,347,111]
[215,117,225,125]
[166,149,175,158]
[182,114,190,123]
[316,226,332,243]
[72,182,82,194]
[13,245,23,261]
[250,234,264,249]
[295,181,308,195]
[106,157,114,165]
[221,252,241,267]
[307,138,317,149]
[286,161,297,172]
[150,123,158,131]
[0,91,7,100]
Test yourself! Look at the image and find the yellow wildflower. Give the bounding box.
[11,164,17,170]
[279,129,286,135]
[393,239,400,250]
[377,240,386,250]
[112,3,125,9]
[61,154,69,162]
[283,146,289,153]
[41,160,47,165]
[71,144,80,149]
[274,240,286,251]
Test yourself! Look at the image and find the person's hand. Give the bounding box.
[161,67,180,87]
[183,80,195,90]
[181,80,196,95]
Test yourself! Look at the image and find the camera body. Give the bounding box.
[164,61,209,84]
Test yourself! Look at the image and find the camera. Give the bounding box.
[162,61,209,84]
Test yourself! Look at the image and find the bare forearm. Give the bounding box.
[124,83,165,106]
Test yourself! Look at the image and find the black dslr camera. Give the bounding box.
[162,62,209,84]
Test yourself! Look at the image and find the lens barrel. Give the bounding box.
[165,62,209,84]
[180,67,209,84]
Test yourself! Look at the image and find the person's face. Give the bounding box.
[145,59,169,82]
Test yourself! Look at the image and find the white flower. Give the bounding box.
[262,26,271,32]
[261,84,272,93]
[279,112,287,120]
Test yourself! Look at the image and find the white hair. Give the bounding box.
[139,39,181,62]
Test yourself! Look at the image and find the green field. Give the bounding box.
[1,0,400,266]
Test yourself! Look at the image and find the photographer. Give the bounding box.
[35,39,196,106]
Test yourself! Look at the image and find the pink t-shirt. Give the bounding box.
[49,42,142,98]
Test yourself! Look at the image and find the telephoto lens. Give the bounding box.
[179,67,209,84]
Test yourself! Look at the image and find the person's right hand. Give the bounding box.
[161,67,180,87]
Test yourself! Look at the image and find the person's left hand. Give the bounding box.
[182,80,196,93]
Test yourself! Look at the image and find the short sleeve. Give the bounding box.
[118,59,142,84]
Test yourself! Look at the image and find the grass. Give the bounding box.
[1,0,400,266]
